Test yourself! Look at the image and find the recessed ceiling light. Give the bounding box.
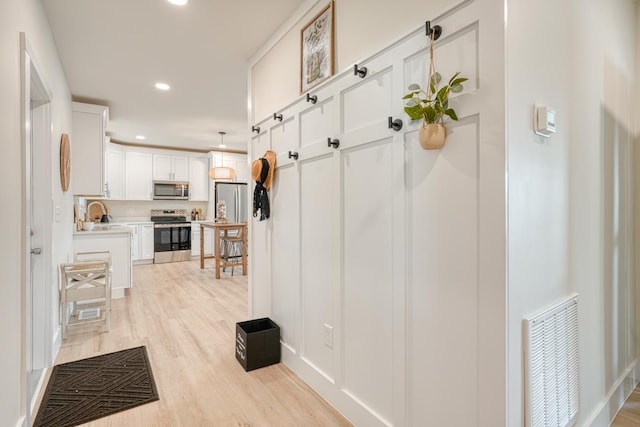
[136,135,146,140]
[168,0,188,5]
[154,82,170,91]
[218,144,226,148]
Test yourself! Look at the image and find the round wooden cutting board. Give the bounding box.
[60,134,70,191]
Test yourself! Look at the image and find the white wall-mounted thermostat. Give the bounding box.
[534,105,556,137]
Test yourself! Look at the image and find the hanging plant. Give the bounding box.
[402,30,467,149]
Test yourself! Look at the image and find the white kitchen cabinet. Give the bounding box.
[191,226,200,258]
[209,152,248,182]
[105,146,124,200]
[189,156,209,201]
[140,223,154,260]
[71,102,109,196]
[204,228,213,256]
[232,154,249,182]
[129,224,140,261]
[191,223,213,258]
[124,222,154,263]
[153,154,189,181]
[125,152,153,200]
[73,229,132,297]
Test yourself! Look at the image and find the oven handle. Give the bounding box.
[153,223,192,228]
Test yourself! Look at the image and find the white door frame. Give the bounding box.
[20,32,54,424]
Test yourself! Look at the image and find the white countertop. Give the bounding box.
[73,225,133,236]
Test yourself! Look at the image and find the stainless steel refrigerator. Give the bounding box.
[214,182,248,222]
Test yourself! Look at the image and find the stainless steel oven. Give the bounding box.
[151,209,191,263]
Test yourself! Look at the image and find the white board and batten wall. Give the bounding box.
[249,0,506,426]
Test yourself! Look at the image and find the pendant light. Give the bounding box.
[209,131,236,180]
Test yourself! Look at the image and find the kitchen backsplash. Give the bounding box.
[76,197,209,222]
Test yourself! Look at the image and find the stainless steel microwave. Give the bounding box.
[153,181,189,200]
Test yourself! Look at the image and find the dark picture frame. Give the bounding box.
[300,2,334,94]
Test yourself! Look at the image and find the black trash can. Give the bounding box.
[235,317,281,371]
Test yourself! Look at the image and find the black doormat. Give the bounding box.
[34,346,159,427]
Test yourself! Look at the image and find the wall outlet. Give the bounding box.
[323,323,333,349]
[54,205,61,222]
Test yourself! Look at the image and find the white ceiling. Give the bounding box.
[41,0,305,152]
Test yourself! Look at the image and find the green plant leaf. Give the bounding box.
[436,86,449,102]
[430,72,442,86]
[408,83,421,91]
[402,93,415,99]
[424,106,437,124]
[451,77,468,86]
[405,98,420,107]
[404,105,424,121]
[444,109,459,121]
[448,72,460,85]
[429,81,436,96]
[451,83,464,93]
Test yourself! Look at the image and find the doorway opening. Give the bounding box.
[21,33,54,422]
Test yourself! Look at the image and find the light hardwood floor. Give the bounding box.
[43,260,352,427]
[612,385,640,426]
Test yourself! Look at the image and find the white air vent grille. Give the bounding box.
[525,295,579,427]
[78,307,101,320]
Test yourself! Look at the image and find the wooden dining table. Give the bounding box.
[199,221,248,279]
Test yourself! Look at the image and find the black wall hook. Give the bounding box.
[327,138,340,149]
[425,21,442,40]
[251,125,260,134]
[388,117,403,131]
[353,64,368,78]
[288,151,299,160]
[273,113,283,121]
[306,93,318,104]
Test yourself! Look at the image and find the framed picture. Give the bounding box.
[300,2,334,94]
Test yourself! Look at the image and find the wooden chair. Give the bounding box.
[74,250,112,264]
[220,226,245,276]
[74,250,113,314]
[60,252,112,339]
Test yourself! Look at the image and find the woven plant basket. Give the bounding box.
[419,123,446,150]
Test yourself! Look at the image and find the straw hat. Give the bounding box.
[251,150,276,191]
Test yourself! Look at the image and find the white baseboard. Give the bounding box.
[112,288,126,299]
[583,359,640,426]
[281,347,386,427]
[29,367,49,417]
[52,326,61,364]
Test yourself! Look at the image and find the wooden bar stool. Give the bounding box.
[221,227,245,276]
[60,252,112,339]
